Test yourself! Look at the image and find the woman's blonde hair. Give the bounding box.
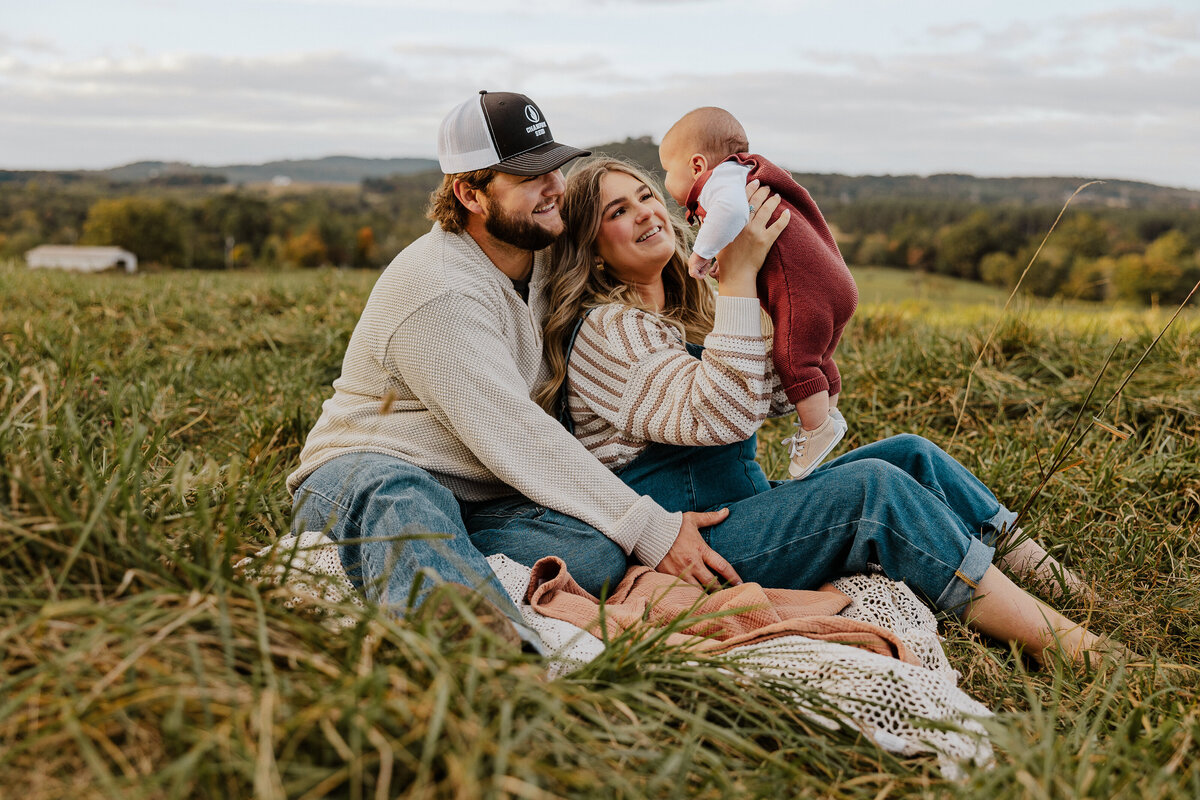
[534,157,716,414]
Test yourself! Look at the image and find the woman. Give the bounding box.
[536,156,1108,665]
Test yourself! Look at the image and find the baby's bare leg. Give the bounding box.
[795,390,830,431]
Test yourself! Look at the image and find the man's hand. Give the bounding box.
[657,508,743,588]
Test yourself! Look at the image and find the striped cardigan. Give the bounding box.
[567,296,793,470]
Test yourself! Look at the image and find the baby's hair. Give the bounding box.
[663,107,749,163]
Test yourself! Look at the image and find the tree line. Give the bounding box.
[830,199,1200,305]
[0,173,429,271]
[3,158,1199,306]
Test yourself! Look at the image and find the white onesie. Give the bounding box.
[691,160,754,260]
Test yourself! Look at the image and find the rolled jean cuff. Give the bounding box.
[934,537,995,619]
[983,506,1019,544]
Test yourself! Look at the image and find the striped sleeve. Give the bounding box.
[569,299,774,456]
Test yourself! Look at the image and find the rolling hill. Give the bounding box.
[5,141,1199,210]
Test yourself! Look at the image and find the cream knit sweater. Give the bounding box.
[287,225,683,568]
[567,296,793,470]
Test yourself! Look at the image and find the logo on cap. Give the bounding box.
[524,105,540,123]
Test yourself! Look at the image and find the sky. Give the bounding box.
[3,0,1199,189]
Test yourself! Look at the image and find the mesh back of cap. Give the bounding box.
[438,97,498,174]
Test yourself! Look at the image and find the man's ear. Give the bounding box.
[689,154,708,177]
[453,179,487,215]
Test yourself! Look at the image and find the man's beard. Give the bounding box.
[483,203,560,251]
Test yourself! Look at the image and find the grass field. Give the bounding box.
[852,266,1016,307]
[2,261,1198,798]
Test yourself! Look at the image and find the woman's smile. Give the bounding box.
[636,225,663,243]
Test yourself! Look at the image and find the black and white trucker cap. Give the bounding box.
[437,90,590,176]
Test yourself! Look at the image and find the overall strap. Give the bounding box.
[684,167,716,226]
[556,309,595,435]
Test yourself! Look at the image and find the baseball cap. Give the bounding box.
[437,90,590,176]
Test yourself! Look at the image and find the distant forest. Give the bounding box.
[4,138,1200,305]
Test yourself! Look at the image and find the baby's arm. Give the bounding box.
[690,161,753,278]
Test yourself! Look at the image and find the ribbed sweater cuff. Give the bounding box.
[710,296,763,338]
[624,498,682,568]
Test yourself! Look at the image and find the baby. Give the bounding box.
[659,107,858,478]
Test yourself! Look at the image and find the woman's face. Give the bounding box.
[593,171,676,283]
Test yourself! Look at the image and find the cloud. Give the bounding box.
[389,40,625,89]
[912,10,1200,77]
[0,50,457,166]
[1071,5,1200,35]
[0,32,57,56]
[1,50,445,117]
[542,42,1200,189]
[0,36,639,169]
[392,43,510,59]
[925,22,984,40]
[1044,8,1200,65]
[2,7,1199,189]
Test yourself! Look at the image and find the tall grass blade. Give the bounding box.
[950,181,1103,445]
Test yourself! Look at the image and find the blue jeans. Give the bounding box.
[291,452,544,651]
[461,498,629,597]
[617,434,1007,617]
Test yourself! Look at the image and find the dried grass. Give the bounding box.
[2,261,1198,797]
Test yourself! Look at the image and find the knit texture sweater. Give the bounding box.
[567,296,792,470]
[287,224,683,568]
[686,154,858,402]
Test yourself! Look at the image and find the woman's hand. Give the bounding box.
[714,180,790,298]
[658,508,743,589]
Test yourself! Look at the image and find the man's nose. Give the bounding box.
[542,169,565,195]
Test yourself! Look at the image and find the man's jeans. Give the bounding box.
[460,498,628,597]
[291,452,544,649]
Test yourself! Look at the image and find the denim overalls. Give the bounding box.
[560,312,1005,617]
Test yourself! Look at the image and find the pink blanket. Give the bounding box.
[526,557,916,664]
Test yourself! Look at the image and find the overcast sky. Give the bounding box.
[3,1,1199,189]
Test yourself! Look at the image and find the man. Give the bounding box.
[287,91,736,643]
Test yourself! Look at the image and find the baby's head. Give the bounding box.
[659,107,748,206]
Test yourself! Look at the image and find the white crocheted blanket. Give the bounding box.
[240,532,993,777]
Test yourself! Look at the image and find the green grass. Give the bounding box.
[2,261,1198,798]
[851,265,1013,307]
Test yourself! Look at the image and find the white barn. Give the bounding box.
[25,245,138,274]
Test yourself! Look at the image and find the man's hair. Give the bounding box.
[663,106,749,163]
[426,168,498,233]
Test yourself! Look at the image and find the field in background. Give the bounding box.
[2,261,1198,798]
[853,265,1012,307]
